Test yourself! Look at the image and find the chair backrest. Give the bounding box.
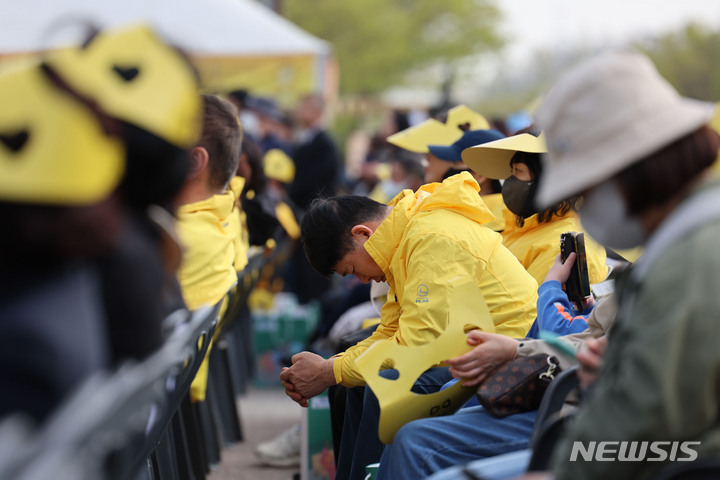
[135,301,224,458]
[7,299,224,480]
[8,338,185,480]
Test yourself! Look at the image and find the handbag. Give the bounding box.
[475,354,561,418]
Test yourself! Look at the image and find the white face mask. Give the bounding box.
[578,180,647,250]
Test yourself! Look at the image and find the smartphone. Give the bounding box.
[560,232,591,310]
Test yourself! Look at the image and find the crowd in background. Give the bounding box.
[2,21,720,480]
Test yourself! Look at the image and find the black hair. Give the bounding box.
[511,150,579,227]
[301,196,387,277]
[393,110,410,132]
[487,179,502,194]
[616,125,720,215]
[227,90,249,109]
[442,167,470,181]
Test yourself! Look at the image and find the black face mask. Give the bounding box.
[502,175,537,218]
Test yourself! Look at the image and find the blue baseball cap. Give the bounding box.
[428,129,505,162]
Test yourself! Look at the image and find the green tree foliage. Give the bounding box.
[284,0,504,94]
[638,23,720,101]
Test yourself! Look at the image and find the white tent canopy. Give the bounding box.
[0,0,336,100]
[0,0,330,56]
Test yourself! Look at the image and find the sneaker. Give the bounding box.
[254,423,301,467]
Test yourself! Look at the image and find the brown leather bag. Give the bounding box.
[476,354,561,418]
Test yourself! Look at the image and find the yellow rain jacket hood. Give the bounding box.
[333,172,538,386]
[177,188,240,311]
[501,209,609,285]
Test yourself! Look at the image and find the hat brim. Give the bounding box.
[461,133,547,179]
[386,119,461,153]
[428,144,461,162]
[537,98,715,207]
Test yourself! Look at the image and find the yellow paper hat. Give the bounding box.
[461,132,547,180]
[355,277,495,444]
[386,105,490,154]
[0,60,124,205]
[47,24,201,148]
[445,104,491,132]
[263,148,295,184]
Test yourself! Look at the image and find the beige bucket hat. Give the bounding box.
[535,50,714,208]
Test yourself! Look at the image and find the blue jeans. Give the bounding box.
[426,449,532,480]
[376,406,536,479]
[336,367,453,480]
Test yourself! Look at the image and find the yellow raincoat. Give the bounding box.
[177,188,241,311]
[227,176,249,272]
[177,186,243,401]
[479,193,507,232]
[501,209,609,285]
[332,172,538,387]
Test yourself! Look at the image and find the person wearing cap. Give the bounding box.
[462,129,609,288]
[510,50,720,480]
[174,94,245,402]
[427,129,508,234]
[45,24,206,363]
[424,128,505,184]
[280,171,539,478]
[387,106,506,230]
[0,58,127,421]
[0,24,206,422]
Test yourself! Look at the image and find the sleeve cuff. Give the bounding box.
[332,355,344,384]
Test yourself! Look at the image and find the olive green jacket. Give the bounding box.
[554,176,720,480]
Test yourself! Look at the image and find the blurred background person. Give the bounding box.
[283,93,341,306]
[246,95,292,155]
[174,94,245,403]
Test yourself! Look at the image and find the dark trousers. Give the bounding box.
[335,367,453,480]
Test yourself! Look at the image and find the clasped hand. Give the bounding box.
[279,351,336,407]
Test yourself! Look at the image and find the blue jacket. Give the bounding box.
[526,280,590,338]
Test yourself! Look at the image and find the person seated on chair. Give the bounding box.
[176,94,245,310]
[375,248,612,480]
[0,65,124,423]
[45,24,206,361]
[280,171,539,479]
[0,26,203,422]
[174,94,244,403]
[511,50,720,480]
[461,128,608,286]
